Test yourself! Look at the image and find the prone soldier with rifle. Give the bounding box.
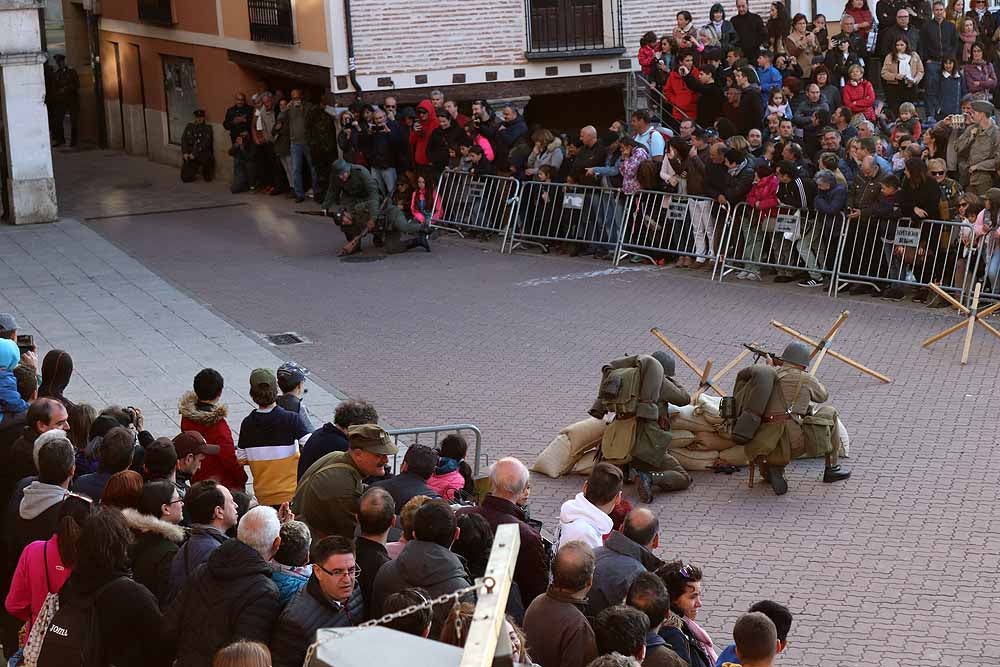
[728,342,852,496]
[311,159,431,256]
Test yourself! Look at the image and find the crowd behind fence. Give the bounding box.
[430,169,992,304]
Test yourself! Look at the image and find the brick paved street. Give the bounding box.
[14,151,1000,665]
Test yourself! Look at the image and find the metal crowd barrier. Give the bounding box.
[507,181,629,254]
[617,190,728,273]
[961,235,998,301]
[431,170,521,249]
[717,203,844,295]
[385,423,484,476]
[835,216,976,301]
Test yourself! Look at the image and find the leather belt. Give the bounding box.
[763,413,792,423]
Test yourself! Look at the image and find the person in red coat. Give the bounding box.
[842,63,876,120]
[408,99,440,179]
[664,52,701,122]
[178,369,247,492]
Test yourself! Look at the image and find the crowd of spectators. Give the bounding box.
[0,312,796,667]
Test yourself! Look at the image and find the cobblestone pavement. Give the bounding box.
[27,151,1000,664]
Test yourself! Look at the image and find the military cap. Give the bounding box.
[348,424,398,455]
[971,100,995,116]
[777,342,811,368]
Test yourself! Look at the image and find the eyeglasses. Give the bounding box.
[317,564,362,579]
[167,498,184,505]
[959,202,970,208]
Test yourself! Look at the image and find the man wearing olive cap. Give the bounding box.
[953,99,1000,196]
[291,423,398,541]
[742,343,850,495]
[320,159,382,255]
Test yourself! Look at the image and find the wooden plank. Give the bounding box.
[461,524,521,667]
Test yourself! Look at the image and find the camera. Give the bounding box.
[16,334,34,355]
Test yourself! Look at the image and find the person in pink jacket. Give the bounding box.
[5,494,93,638]
[410,175,443,224]
[738,163,781,280]
[426,434,474,501]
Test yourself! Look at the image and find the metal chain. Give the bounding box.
[301,576,495,664]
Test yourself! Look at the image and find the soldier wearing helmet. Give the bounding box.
[743,342,851,495]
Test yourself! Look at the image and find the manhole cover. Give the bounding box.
[263,332,308,346]
[340,255,386,263]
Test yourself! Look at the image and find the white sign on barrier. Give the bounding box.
[665,201,688,221]
[774,214,800,235]
[563,193,585,210]
[893,226,921,247]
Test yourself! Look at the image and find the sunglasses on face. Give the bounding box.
[931,171,945,175]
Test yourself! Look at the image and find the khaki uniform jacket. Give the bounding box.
[290,451,364,541]
[744,366,828,465]
[953,123,1000,195]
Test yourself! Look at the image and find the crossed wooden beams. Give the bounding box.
[651,309,892,392]
[922,282,1000,365]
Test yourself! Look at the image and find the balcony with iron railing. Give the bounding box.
[523,0,624,59]
[137,0,173,25]
[248,0,295,45]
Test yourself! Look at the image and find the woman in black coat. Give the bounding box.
[125,480,186,607]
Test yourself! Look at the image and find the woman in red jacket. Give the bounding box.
[740,163,781,281]
[408,99,440,180]
[664,52,700,122]
[841,63,876,120]
[639,31,658,77]
[843,0,873,46]
[179,369,247,492]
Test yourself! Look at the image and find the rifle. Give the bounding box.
[742,343,775,364]
[294,210,331,217]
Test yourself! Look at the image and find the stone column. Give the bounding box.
[0,0,58,224]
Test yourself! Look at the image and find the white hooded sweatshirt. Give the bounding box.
[556,492,613,550]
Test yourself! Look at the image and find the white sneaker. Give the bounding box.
[744,272,761,281]
[736,271,749,280]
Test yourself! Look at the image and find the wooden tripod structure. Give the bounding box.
[650,328,755,398]
[921,282,1000,365]
[770,310,892,383]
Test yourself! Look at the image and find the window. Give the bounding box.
[248,0,295,45]
[137,0,173,25]
[524,0,623,56]
[162,56,198,145]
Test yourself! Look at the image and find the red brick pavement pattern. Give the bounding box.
[77,157,1000,665]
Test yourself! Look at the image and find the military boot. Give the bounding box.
[635,471,655,503]
[823,454,851,483]
[757,460,772,485]
[770,466,788,496]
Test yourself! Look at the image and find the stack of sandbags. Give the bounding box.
[531,418,606,478]
[665,395,745,470]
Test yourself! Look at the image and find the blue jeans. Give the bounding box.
[291,143,317,198]
[924,60,942,119]
[372,167,397,197]
[987,248,1000,291]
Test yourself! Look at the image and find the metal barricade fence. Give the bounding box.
[431,170,521,247]
[385,423,484,477]
[616,190,728,272]
[716,203,844,294]
[950,233,995,302]
[834,216,977,301]
[507,181,630,254]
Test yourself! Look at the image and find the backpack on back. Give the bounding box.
[34,577,122,667]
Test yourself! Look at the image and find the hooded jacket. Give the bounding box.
[664,68,701,122]
[556,492,613,550]
[370,539,471,636]
[37,349,74,411]
[0,340,28,421]
[5,533,72,636]
[408,100,439,167]
[747,173,780,212]
[842,79,877,120]
[167,524,229,602]
[123,508,186,608]
[179,392,247,491]
[704,9,740,53]
[269,575,364,667]
[163,538,282,667]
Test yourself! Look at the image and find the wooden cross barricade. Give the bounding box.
[650,328,755,398]
[921,282,1000,365]
[770,310,892,383]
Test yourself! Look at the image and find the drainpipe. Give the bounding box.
[83,0,107,147]
[342,0,362,97]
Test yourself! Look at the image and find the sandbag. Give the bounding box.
[835,417,850,458]
[690,430,734,452]
[670,448,721,471]
[695,394,727,425]
[717,446,749,465]
[560,418,607,455]
[666,430,696,449]
[668,404,720,433]
[571,449,599,475]
[531,434,575,478]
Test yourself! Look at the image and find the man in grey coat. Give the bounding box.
[588,508,664,618]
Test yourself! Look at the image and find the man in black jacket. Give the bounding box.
[683,65,724,128]
[270,536,364,667]
[355,487,394,608]
[734,67,765,135]
[223,93,253,144]
[732,0,768,58]
[298,399,379,478]
[163,506,282,667]
[373,445,440,510]
[921,1,958,121]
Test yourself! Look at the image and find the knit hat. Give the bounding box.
[332,159,351,176]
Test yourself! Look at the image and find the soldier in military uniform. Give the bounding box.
[180,110,215,183]
[741,343,851,496]
[589,351,692,503]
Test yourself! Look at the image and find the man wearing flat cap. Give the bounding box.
[953,99,1000,196]
[291,423,398,541]
[181,109,215,183]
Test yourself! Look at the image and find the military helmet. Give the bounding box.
[777,342,811,368]
[651,351,676,377]
[332,159,351,176]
